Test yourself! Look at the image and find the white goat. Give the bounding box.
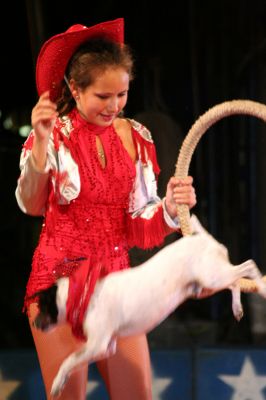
[34,214,266,397]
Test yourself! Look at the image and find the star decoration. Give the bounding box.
[151,366,173,399]
[86,379,101,396]
[0,369,21,399]
[218,356,266,400]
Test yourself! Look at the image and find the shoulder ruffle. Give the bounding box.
[127,119,153,143]
[128,118,160,175]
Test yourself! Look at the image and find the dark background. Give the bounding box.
[2,0,266,350]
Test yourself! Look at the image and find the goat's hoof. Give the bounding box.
[234,310,244,322]
[50,387,61,399]
[51,375,68,399]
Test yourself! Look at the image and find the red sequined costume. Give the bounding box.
[16,108,178,339]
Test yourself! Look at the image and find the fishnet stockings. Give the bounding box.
[29,303,152,399]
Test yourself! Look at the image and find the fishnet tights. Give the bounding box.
[29,303,152,399]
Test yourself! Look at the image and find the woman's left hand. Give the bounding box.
[165,176,197,219]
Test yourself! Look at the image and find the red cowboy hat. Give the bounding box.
[36,18,124,101]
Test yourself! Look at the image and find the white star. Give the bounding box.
[152,366,173,400]
[218,356,266,400]
[0,369,21,399]
[86,379,101,396]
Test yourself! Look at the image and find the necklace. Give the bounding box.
[98,150,105,159]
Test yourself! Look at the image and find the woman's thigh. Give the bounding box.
[28,303,88,400]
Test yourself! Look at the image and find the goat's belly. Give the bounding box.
[118,291,185,337]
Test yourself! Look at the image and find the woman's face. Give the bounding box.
[75,67,130,126]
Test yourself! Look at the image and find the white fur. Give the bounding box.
[50,214,266,397]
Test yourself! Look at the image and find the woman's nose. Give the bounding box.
[107,97,119,113]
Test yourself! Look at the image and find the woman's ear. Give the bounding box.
[69,79,80,101]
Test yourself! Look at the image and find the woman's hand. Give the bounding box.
[31,91,58,142]
[165,176,197,219]
[31,91,58,171]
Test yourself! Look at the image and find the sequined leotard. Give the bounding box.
[30,110,135,289]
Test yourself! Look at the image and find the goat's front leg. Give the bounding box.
[230,284,243,321]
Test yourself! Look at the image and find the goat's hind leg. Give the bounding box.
[50,335,114,398]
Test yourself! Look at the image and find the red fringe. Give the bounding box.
[66,259,102,341]
[132,130,161,176]
[44,123,73,237]
[126,205,173,249]
[22,131,34,155]
[53,121,72,151]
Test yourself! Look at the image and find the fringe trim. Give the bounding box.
[66,258,98,341]
[126,205,173,249]
[132,130,161,176]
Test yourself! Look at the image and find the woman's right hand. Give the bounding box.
[31,91,58,142]
[31,91,58,171]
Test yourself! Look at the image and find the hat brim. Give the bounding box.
[36,18,124,101]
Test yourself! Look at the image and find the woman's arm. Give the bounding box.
[15,91,58,216]
[15,146,50,216]
[126,121,196,249]
[126,162,196,249]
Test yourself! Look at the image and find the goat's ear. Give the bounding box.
[190,214,208,235]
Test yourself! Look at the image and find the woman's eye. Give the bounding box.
[96,92,127,100]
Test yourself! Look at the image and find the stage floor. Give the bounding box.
[0,348,266,399]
